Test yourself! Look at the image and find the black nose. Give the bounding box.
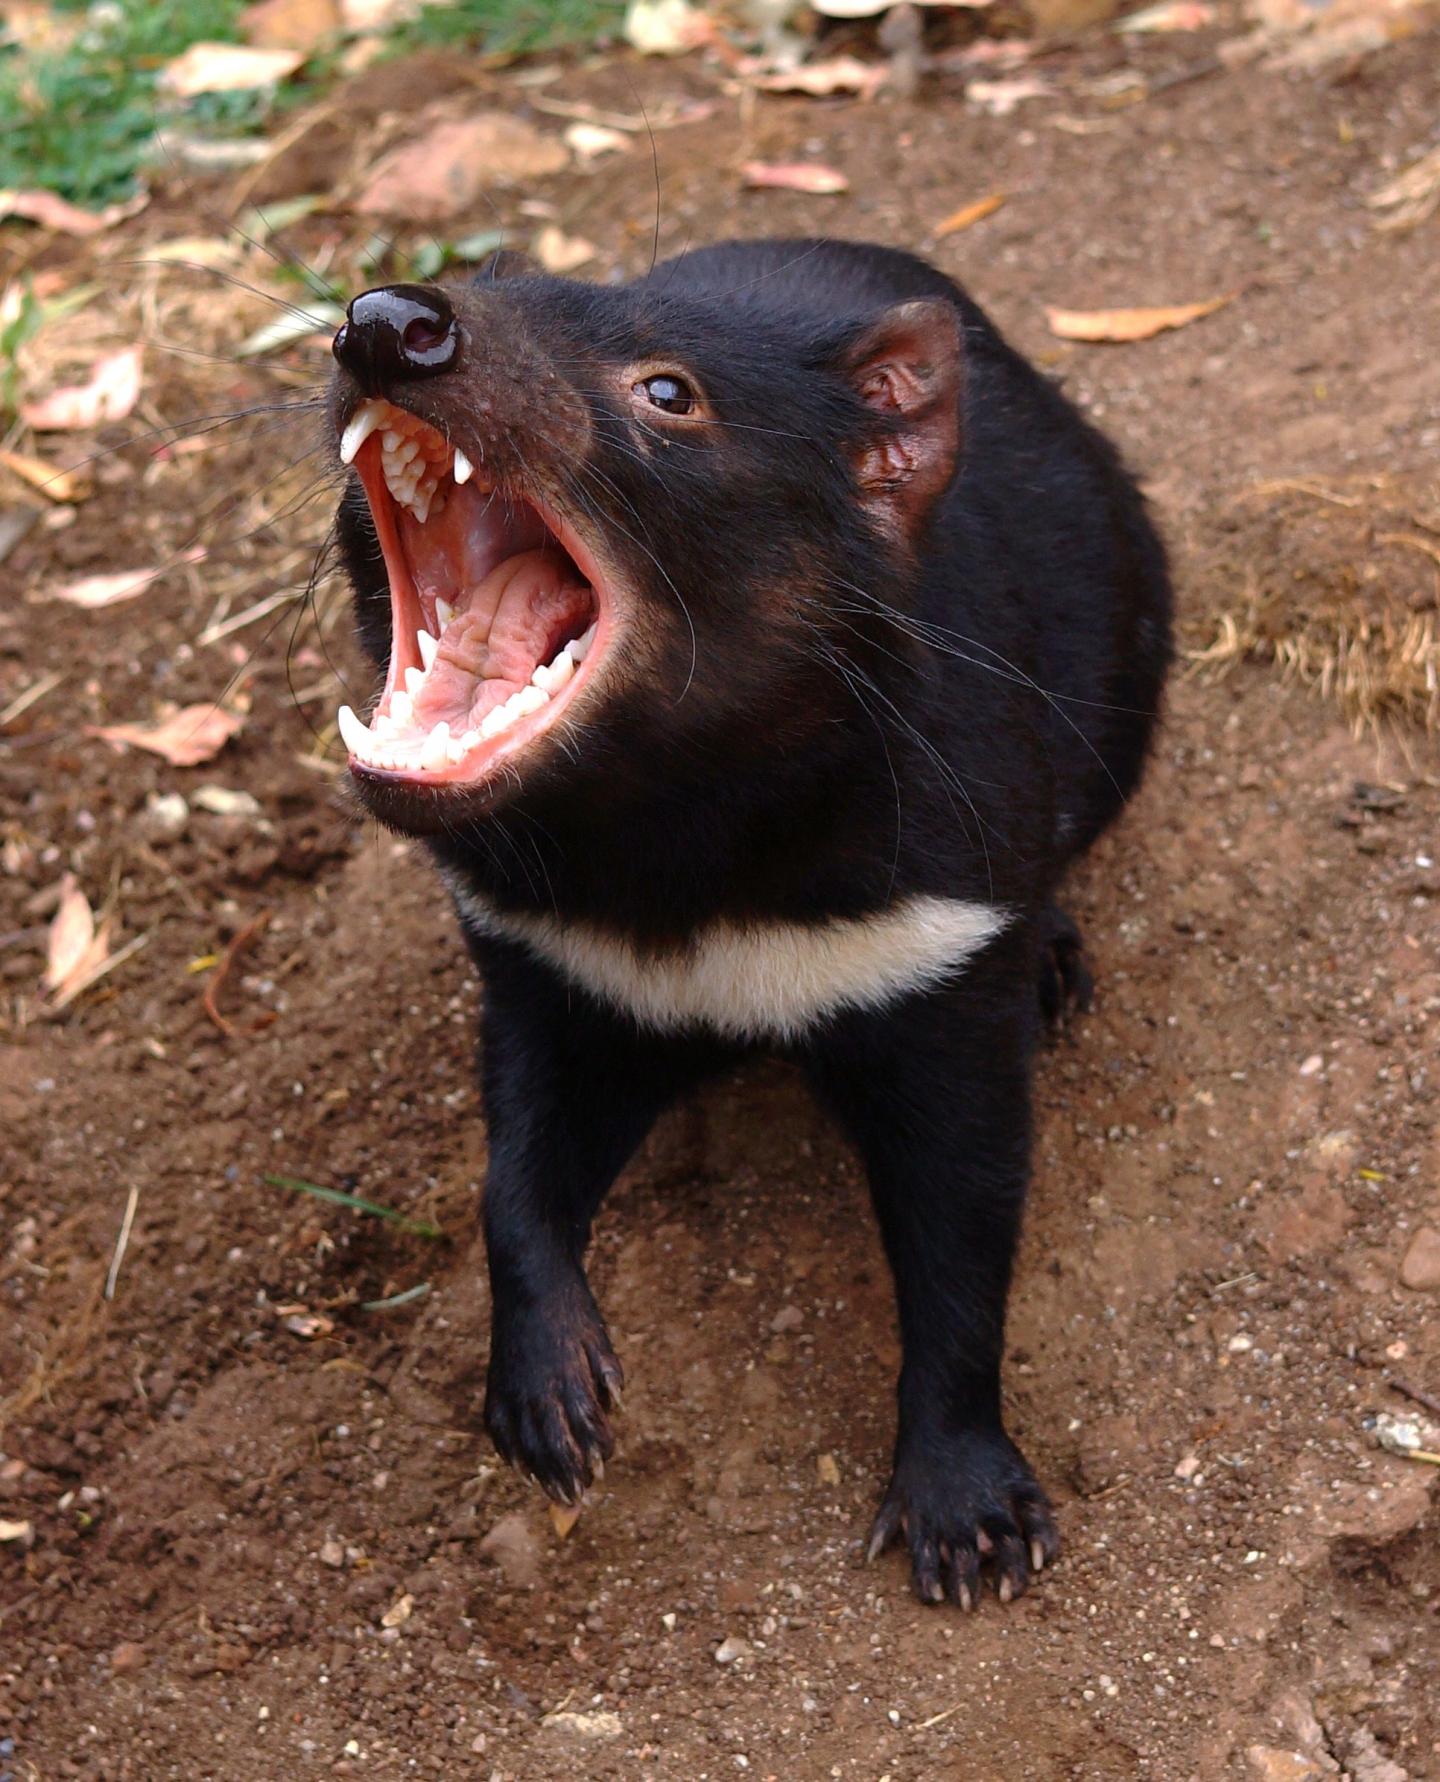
[332,284,458,392]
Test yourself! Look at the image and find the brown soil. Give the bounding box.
[3,22,1439,1782]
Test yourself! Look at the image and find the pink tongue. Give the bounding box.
[410,550,592,728]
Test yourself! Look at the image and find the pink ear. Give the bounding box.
[842,299,963,539]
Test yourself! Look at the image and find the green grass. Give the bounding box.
[0,0,261,206]
[262,1173,446,1241]
[391,0,624,55]
[0,0,626,209]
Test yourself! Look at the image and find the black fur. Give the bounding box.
[332,239,1172,1607]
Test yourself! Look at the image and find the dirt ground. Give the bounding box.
[3,18,1439,1782]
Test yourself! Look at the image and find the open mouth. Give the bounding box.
[335,398,611,786]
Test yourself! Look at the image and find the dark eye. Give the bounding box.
[634,373,695,416]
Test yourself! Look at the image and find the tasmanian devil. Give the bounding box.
[326,237,1172,1609]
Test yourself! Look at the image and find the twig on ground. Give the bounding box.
[202,910,273,1037]
[104,1185,140,1301]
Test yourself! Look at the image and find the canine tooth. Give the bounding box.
[452,447,474,486]
[569,623,597,663]
[337,704,370,757]
[417,630,439,671]
[390,690,413,725]
[421,722,451,772]
[340,403,383,465]
[435,597,456,629]
[404,666,424,697]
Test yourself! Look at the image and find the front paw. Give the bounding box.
[867,1425,1059,1609]
[483,1288,624,1504]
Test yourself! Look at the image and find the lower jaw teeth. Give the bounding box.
[337,621,598,773]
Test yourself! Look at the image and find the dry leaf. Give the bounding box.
[624,0,710,54]
[755,57,887,98]
[240,0,341,53]
[21,345,143,432]
[564,121,631,164]
[1118,0,1215,28]
[0,447,87,503]
[935,192,1006,236]
[380,1591,414,1627]
[283,1310,335,1338]
[532,225,596,274]
[159,42,304,97]
[549,1502,582,1539]
[0,188,148,236]
[1044,293,1236,342]
[44,874,100,994]
[91,703,246,767]
[966,77,1053,115]
[741,161,850,196]
[49,549,204,609]
[0,1518,34,1543]
[354,113,567,221]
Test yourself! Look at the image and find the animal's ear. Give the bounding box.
[839,298,963,539]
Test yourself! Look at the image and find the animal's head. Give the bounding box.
[330,256,962,836]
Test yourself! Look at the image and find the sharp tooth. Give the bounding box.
[396,439,419,464]
[436,597,456,629]
[382,429,402,451]
[373,711,399,738]
[340,402,383,466]
[480,704,514,740]
[461,728,479,752]
[404,666,424,696]
[569,623,597,663]
[337,704,371,757]
[510,685,548,718]
[391,690,413,725]
[421,722,451,772]
[534,652,574,694]
[417,630,439,671]
[453,447,474,486]
[447,737,467,764]
[413,488,433,525]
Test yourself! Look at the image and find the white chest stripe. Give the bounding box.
[448,879,1008,1041]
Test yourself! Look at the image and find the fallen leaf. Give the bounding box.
[741,161,850,195]
[0,188,149,236]
[935,191,1006,236]
[21,345,143,432]
[237,300,345,358]
[1044,293,1236,341]
[0,446,87,503]
[48,549,205,609]
[44,875,110,999]
[0,1518,34,1543]
[283,1310,335,1338]
[1368,144,1440,233]
[532,225,596,274]
[564,121,631,164]
[240,0,341,53]
[380,1591,414,1627]
[624,0,711,55]
[91,703,246,767]
[966,77,1053,115]
[354,113,568,221]
[159,42,304,97]
[1117,0,1215,28]
[549,1502,582,1539]
[755,56,887,98]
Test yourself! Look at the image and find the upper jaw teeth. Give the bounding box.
[337,620,599,776]
[339,397,482,524]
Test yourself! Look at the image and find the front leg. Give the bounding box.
[807,947,1060,1607]
[474,938,720,1502]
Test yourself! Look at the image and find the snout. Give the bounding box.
[332,283,460,394]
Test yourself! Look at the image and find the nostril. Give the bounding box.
[332,283,458,392]
[402,315,449,357]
